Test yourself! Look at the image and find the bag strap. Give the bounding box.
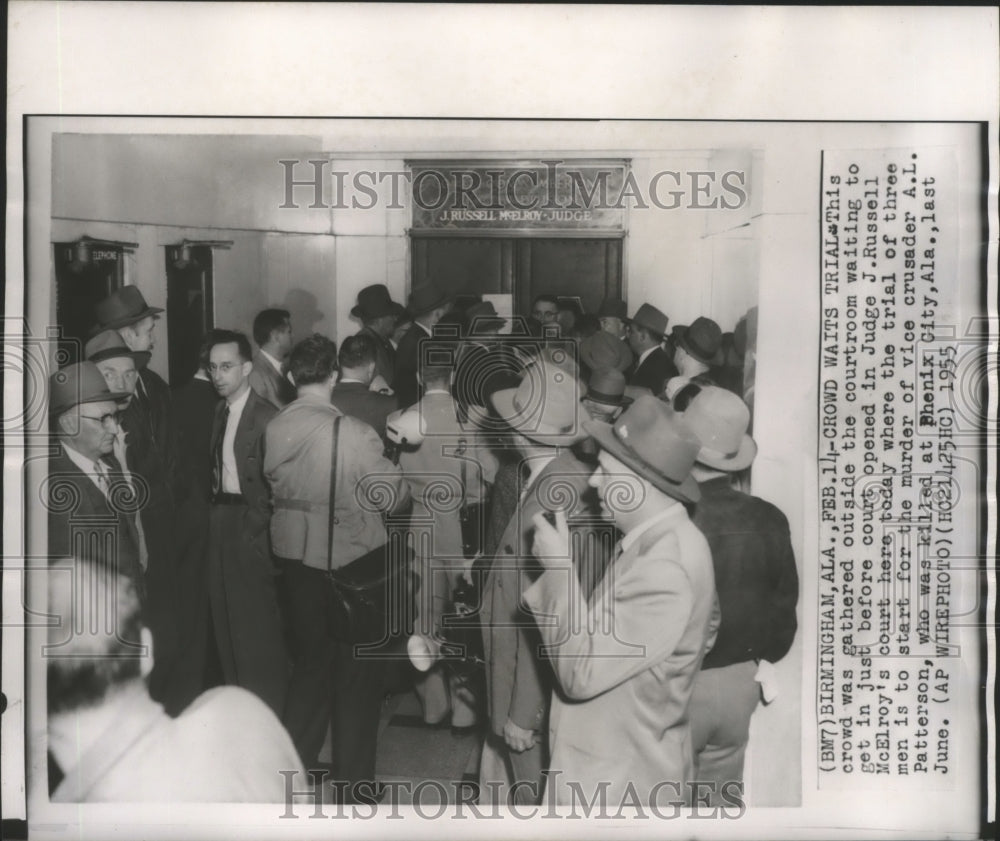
[327,414,341,575]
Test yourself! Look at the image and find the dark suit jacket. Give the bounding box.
[359,326,396,389]
[693,477,799,668]
[209,388,277,555]
[248,353,296,411]
[330,381,398,441]
[135,368,181,495]
[393,323,429,409]
[47,445,143,592]
[171,376,220,498]
[628,346,678,396]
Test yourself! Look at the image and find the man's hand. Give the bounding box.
[503,717,537,753]
[531,509,571,570]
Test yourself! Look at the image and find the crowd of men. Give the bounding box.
[44,279,796,808]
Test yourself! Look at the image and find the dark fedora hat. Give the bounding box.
[92,286,163,334]
[351,284,399,321]
[580,331,634,373]
[407,282,452,318]
[625,303,669,339]
[584,368,631,408]
[681,385,757,471]
[49,361,130,417]
[677,316,724,366]
[84,329,150,367]
[584,394,701,503]
[596,297,628,320]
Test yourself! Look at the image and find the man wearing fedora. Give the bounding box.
[92,287,178,487]
[479,360,598,805]
[527,395,718,807]
[681,386,799,805]
[579,330,634,384]
[84,330,199,713]
[352,284,402,391]
[249,308,296,410]
[672,316,725,390]
[596,297,629,342]
[625,303,679,396]
[394,281,452,409]
[47,362,143,593]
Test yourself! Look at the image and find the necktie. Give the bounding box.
[92,460,110,495]
[212,404,230,496]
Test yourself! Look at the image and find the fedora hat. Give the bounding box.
[92,286,163,334]
[681,385,757,471]
[677,317,724,366]
[580,330,634,373]
[84,329,150,367]
[490,359,589,445]
[351,284,399,321]
[584,369,631,408]
[49,361,130,417]
[407,282,452,318]
[625,303,669,339]
[584,394,701,503]
[596,297,628,320]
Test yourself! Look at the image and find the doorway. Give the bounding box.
[165,244,215,386]
[411,235,622,316]
[53,241,125,365]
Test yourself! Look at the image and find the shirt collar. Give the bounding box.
[522,452,559,495]
[62,442,103,475]
[424,388,451,396]
[260,349,284,375]
[620,503,686,554]
[416,321,433,337]
[637,345,658,367]
[226,383,252,416]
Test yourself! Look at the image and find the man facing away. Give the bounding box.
[329,333,398,443]
[249,308,296,409]
[265,334,411,801]
[389,344,497,730]
[681,385,799,805]
[394,281,452,409]
[45,554,303,802]
[527,395,717,808]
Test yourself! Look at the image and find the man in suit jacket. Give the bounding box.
[329,333,398,442]
[264,334,410,798]
[249,308,296,410]
[205,330,288,718]
[394,281,452,409]
[625,303,679,396]
[84,329,196,714]
[527,395,717,808]
[46,363,142,591]
[481,360,597,806]
[351,284,401,391]
[681,386,798,804]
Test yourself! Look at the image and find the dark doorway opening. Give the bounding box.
[53,241,125,365]
[411,235,623,317]
[165,244,215,386]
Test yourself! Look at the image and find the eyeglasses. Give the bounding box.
[208,362,240,374]
[79,412,122,428]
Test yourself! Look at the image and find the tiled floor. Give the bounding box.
[372,688,483,804]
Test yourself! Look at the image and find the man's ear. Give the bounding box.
[57,412,75,435]
[241,360,253,378]
[139,626,154,678]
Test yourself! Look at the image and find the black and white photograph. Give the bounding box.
[3,5,996,840]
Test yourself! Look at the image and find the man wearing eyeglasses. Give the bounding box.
[204,330,289,718]
[47,362,143,596]
[85,329,195,715]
